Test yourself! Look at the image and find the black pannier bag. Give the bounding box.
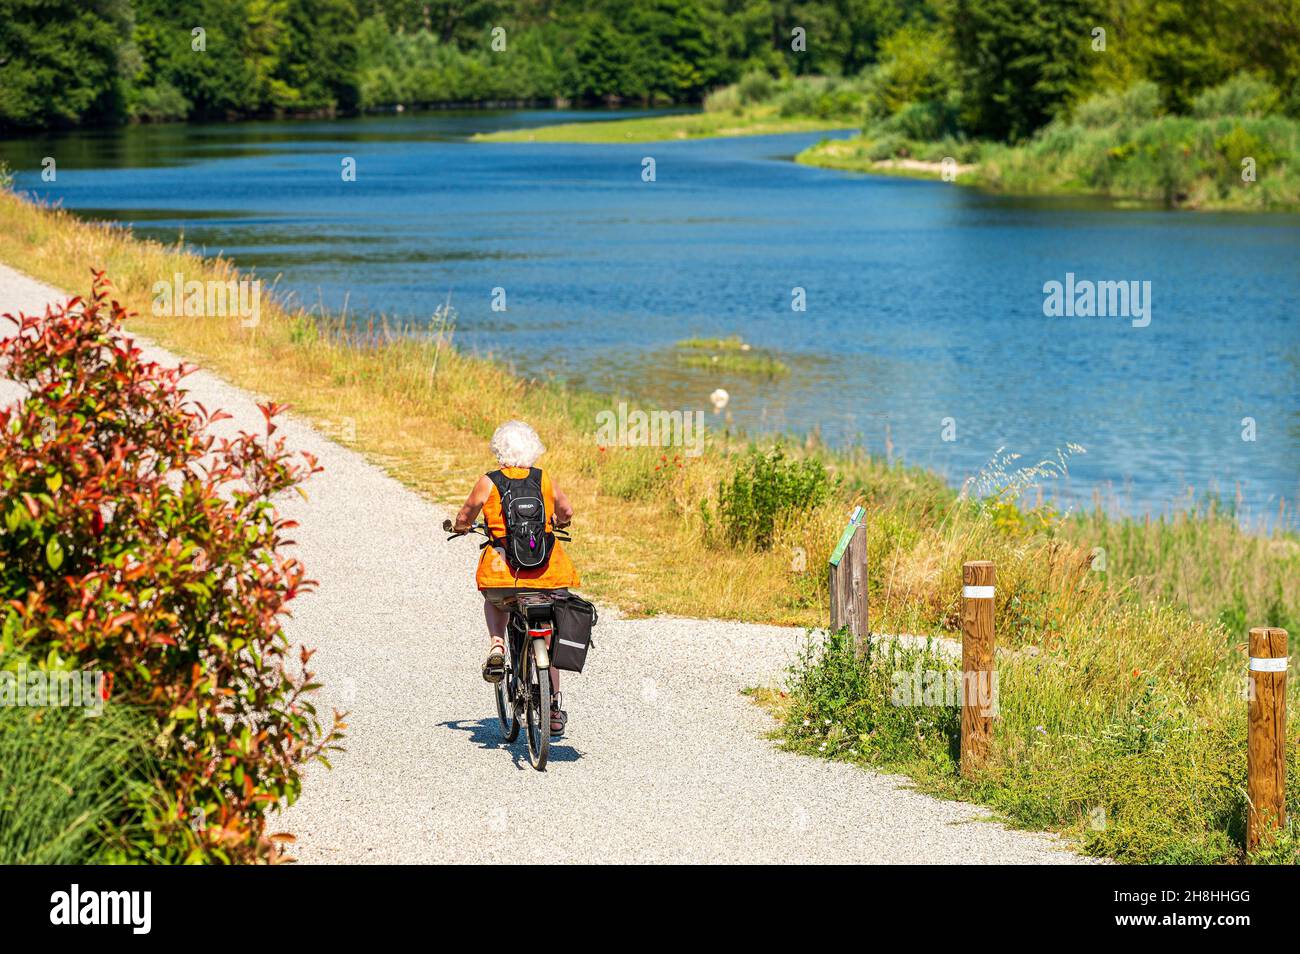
[550,593,598,672]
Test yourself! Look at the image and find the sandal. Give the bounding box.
[481,639,506,684]
[550,691,567,737]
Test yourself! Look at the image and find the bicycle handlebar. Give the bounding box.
[444,517,572,541]
[443,518,489,540]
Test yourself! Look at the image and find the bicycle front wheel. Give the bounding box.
[524,642,550,771]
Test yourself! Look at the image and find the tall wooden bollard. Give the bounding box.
[1247,627,1288,852]
[960,561,996,778]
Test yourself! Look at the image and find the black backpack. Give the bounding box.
[487,468,554,572]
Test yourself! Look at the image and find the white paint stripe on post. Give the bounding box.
[962,585,995,599]
[1250,656,1290,672]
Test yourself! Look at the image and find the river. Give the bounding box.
[4,109,1297,519]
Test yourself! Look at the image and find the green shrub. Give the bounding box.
[775,76,866,120]
[716,447,833,549]
[127,82,191,123]
[736,69,776,106]
[864,134,907,161]
[873,99,959,141]
[1192,72,1280,118]
[0,274,344,862]
[782,630,961,769]
[1072,82,1163,128]
[862,24,955,122]
[703,83,741,114]
[974,112,1300,209]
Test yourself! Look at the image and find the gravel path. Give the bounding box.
[1,263,1092,864]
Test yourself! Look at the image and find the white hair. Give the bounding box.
[490,420,546,468]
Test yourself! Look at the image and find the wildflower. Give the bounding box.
[1035,725,1046,735]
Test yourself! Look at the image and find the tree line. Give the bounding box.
[1,0,1297,141]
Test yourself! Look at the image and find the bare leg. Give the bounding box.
[483,597,508,644]
[480,597,508,683]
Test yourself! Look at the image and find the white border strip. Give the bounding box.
[962,585,995,599]
[1249,656,1289,673]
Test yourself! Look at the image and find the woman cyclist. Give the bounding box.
[451,420,579,735]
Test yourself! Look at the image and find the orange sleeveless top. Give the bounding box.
[476,467,580,590]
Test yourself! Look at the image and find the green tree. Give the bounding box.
[621,0,730,101]
[568,16,633,100]
[1094,0,1300,113]
[130,0,261,119]
[0,0,131,127]
[947,0,1100,140]
[275,0,361,112]
[789,0,928,76]
[426,0,510,45]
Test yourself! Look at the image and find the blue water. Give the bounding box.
[5,110,1298,518]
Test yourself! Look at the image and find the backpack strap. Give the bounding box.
[484,470,510,548]
[486,469,509,500]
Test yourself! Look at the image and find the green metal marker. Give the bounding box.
[828,505,865,567]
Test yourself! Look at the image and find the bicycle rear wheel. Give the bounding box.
[524,642,550,771]
[495,661,519,742]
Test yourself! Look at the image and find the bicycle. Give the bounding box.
[443,518,569,770]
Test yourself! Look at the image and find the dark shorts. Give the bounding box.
[480,587,569,610]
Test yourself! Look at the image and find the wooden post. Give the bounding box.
[1247,626,1288,852]
[960,560,996,779]
[828,506,868,655]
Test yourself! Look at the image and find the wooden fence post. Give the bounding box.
[960,560,996,779]
[828,506,868,655]
[1247,626,1288,852]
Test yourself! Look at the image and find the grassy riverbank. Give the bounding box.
[475,73,863,143]
[472,106,849,143]
[797,112,1300,211]
[1,188,1297,862]
[804,77,1300,211]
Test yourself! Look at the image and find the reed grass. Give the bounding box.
[0,700,156,864]
[674,336,789,377]
[797,113,1300,211]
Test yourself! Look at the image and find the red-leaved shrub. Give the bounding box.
[0,272,342,863]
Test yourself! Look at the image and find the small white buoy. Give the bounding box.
[710,388,729,413]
